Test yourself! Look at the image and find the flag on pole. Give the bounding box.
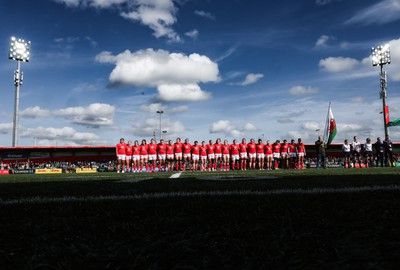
[324,103,337,147]
[388,118,400,127]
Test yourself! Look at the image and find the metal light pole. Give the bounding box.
[372,44,391,138]
[156,110,164,141]
[9,37,31,146]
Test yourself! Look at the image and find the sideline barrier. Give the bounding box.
[12,169,35,174]
[35,168,63,174]
[75,168,98,174]
[0,169,10,175]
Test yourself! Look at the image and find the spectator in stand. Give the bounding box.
[296,138,306,169]
[272,140,281,170]
[352,136,362,168]
[363,137,373,168]
[374,137,385,167]
[315,136,326,169]
[342,139,351,168]
[132,140,140,172]
[157,139,167,172]
[247,138,257,170]
[140,139,149,172]
[166,140,175,172]
[174,138,183,171]
[191,140,200,171]
[239,138,248,170]
[280,139,289,169]
[183,138,192,171]
[207,139,215,171]
[125,140,133,172]
[265,140,273,170]
[256,138,265,170]
[384,134,394,167]
[214,138,223,170]
[230,139,240,171]
[200,141,208,171]
[116,138,126,173]
[222,139,230,171]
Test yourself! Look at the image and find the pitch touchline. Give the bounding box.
[1,185,400,205]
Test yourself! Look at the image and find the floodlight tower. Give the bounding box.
[372,44,391,139]
[9,37,31,146]
[156,110,164,140]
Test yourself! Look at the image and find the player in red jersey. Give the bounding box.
[296,138,306,169]
[214,138,223,170]
[272,140,281,170]
[140,139,149,172]
[132,140,141,172]
[191,140,200,171]
[199,141,208,171]
[222,139,231,171]
[182,138,192,171]
[125,140,133,172]
[265,140,273,170]
[256,138,265,170]
[157,139,167,172]
[280,139,289,169]
[116,138,126,173]
[288,139,297,169]
[230,139,240,170]
[148,139,158,172]
[166,140,175,172]
[239,138,248,170]
[174,138,183,171]
[207,139,215,171]
[247,138,257,170]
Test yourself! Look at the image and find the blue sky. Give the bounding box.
[1,0,400,146]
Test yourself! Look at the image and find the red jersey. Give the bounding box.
[214,143,222,154]
[132,145,140,155]
[256,143,265,153]
[247,143,256,154]
[272,143,281,153]
[148,143,157,155]
[116,143,126,155]
[222,144,230,155]
[297,143,305,153]
[265,144,273,155]
[280,143,289,154]
[183,143,192,154]
[166,144,174,155]
[191,145,200,155]
[125,144,133,156]
[207,144,215,154]
[230,144,240,155]
[140,144,148,155]
[239,143,247,153]
[157,143,166,154]
[174,142,183,153]
[200,146,207,156]
[289,143,297,153]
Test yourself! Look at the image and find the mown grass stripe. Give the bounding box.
[1,185,400,205]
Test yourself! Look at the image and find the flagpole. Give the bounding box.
[323,102,331,143]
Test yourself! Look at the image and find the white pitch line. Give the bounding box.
[169,171,182,178]
[1,185,400,205]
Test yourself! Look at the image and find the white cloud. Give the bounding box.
[169,105,189,113]
[301,121,322,131]
[239,73,264,86]
[140,103,164,113]
[96,49,220,102]
[0,123,13,134]
[345,0,400,25]
[20,106,51,118]
[315,35,335,48]
[194,10,216,20]
[243,123,258,132]
[289,86,320,95]
[185,29,199,39]
[210,120,258,138]
[315,0,342,5]
[133,117,185,137]
[55,103,115,127]
[319,57,359,72]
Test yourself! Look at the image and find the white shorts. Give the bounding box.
[290,153,297,158]
[125,155,132,160]
[158,154,166,160]
[281,153,288,158]
[223,154,230,159]
[140,155,148,160]
[231,154,240,161]
[117,154,126,161]
[249,153,256,159]
[240,152,248,159]
[208,154,215,159]
[215,153,222,158]
[132,155,140,161]
[273,153,281,159]
[192,154,199,161]
[256,153,265,159]
[200,155,207,161]
[167,154,175,160]
[298,153,305,157]
[148,154,157,161]
[266,154,273,159]
[175,153,182,159]
[183,153,191,159]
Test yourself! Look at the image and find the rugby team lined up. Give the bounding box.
[115,137,306,173]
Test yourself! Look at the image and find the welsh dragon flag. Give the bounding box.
[326,105,337,147]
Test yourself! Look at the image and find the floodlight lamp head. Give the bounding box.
[9,37,31,62]
[371,44,390,67]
